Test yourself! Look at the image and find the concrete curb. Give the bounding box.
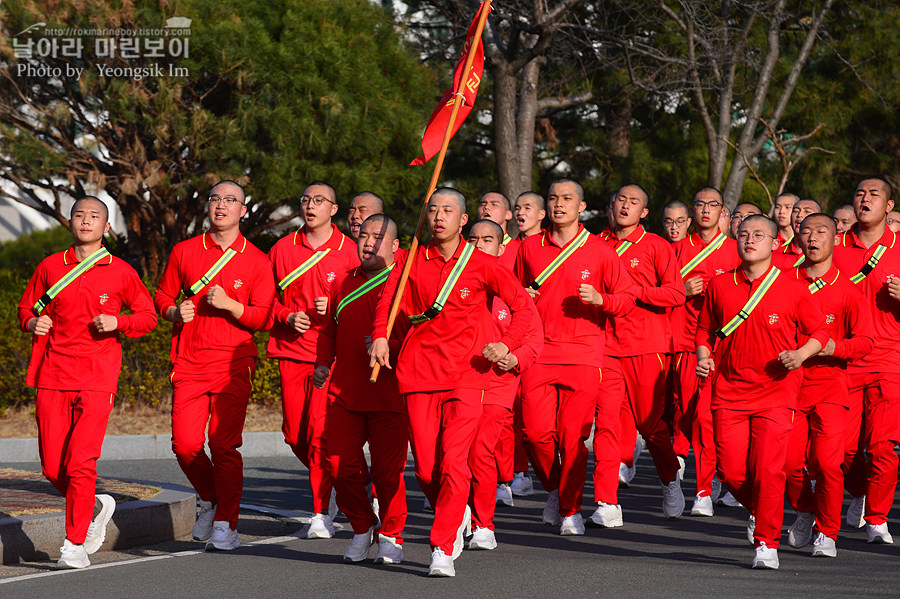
[0,431,295,463]
[0,480,195,565]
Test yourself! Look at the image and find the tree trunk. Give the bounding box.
[492,62,522,203]
[608,97,632,158]
[514,57,542,197]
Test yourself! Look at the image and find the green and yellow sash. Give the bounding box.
[33,246,110,314]
[278,249,331,291]
[334,264,395,323]
[529,228,591,291]
[409,244,476,324]
[716,267,781,339]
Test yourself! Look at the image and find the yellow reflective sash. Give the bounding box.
[502,233,512,245]
[409,244,475,324]
[32,247,110,314]
[715,267,781,339]
[808,278,826,294]
[850,245,886,285]
[335,264,394,323]
[529,228,591,291]
[793,254,805,267]
[680,232,727,278]
[185,248,238,298]
[278,249,331,291]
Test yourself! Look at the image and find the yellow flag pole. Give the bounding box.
[370,0,492,383]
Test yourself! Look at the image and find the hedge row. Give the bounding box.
[0,229,282,417]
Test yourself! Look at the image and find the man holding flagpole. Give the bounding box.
[370,188,536,578]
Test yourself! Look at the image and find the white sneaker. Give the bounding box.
[205,521,240,551]
[710,476,722,503]
[690,494,714,517]
[374,534,403,564]
[307,513,335,539]
[676,455,686,482]
[192,499,216,541]
[588,502,624,528]
[866,522,894,544]
[496,483,514,507]
[661,477,685,519]
[811,532,837,557]
[428,548,455,577]
[542,489,561,525]
[328,487,339,520]
[618,462,635,488]
[343,526,374,562]
[84,494,116,554]
[468,526,497,550]
[560,513,585,536]
[846,495,866,529]
[57,539,90,569]
[788,511,815,548]
[452,505,472,559]
[717,491,742,508]
[510,472,534,497]
[747,515,756,545]
[752,542,779,569]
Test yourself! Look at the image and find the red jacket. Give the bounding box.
[499,236,520,271]
[772,242,805,270]
[792,265,874,407]
[515,226,635,367]
[697,265,829,410]
[317,265,406,413]
[373,237,537,394]
[599,226,685,356]
[154,232,275,372]
[18,247,156,394]
[483,295,544,407]
[833,226,900,374]
[267,224,359,363]
[671,232,741,353]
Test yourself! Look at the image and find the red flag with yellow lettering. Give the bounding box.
[410,2,489,166]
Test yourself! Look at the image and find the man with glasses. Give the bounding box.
[267,181,359,539]
[662,201,692,244]
[670,188,740,517]
[729,203,763,239]
[156,180,276,551]
[696,214,828,569]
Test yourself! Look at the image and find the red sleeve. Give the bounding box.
[598,248,637,316]
[695,282,719,353]
[373,250,410,340]
[17,264,46,332]
[833,288,875,361]
[115,269,157,338]
[510,305,544,372]
[154,246,183,316]
[235,255,276,332]
[638,244,686,308]
[488,262,537,352]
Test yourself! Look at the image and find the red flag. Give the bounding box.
[410,2,489,166]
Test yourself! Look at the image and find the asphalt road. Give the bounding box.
[2,455,899,598]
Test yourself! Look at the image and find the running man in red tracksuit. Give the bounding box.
[781,213,874,558]
[592,185,686,527]
[671,188,741,515]
[514,178,636,536]
[370,188,536,578]
[465,219,543,551]
[696,214,828,570]
[314,214,409,565]
[267,181,359,539]
[833,177,900,544]
[155,180,275,551]
[19,197,156,569]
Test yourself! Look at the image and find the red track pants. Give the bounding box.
[170,366,253,528]
[520,364,600,517]
[470,403,512,530]
[36,389,114,544]
[713,405,793,548]
[406,388,483,555]
[675,352,717,497]
[280,360,332,514]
